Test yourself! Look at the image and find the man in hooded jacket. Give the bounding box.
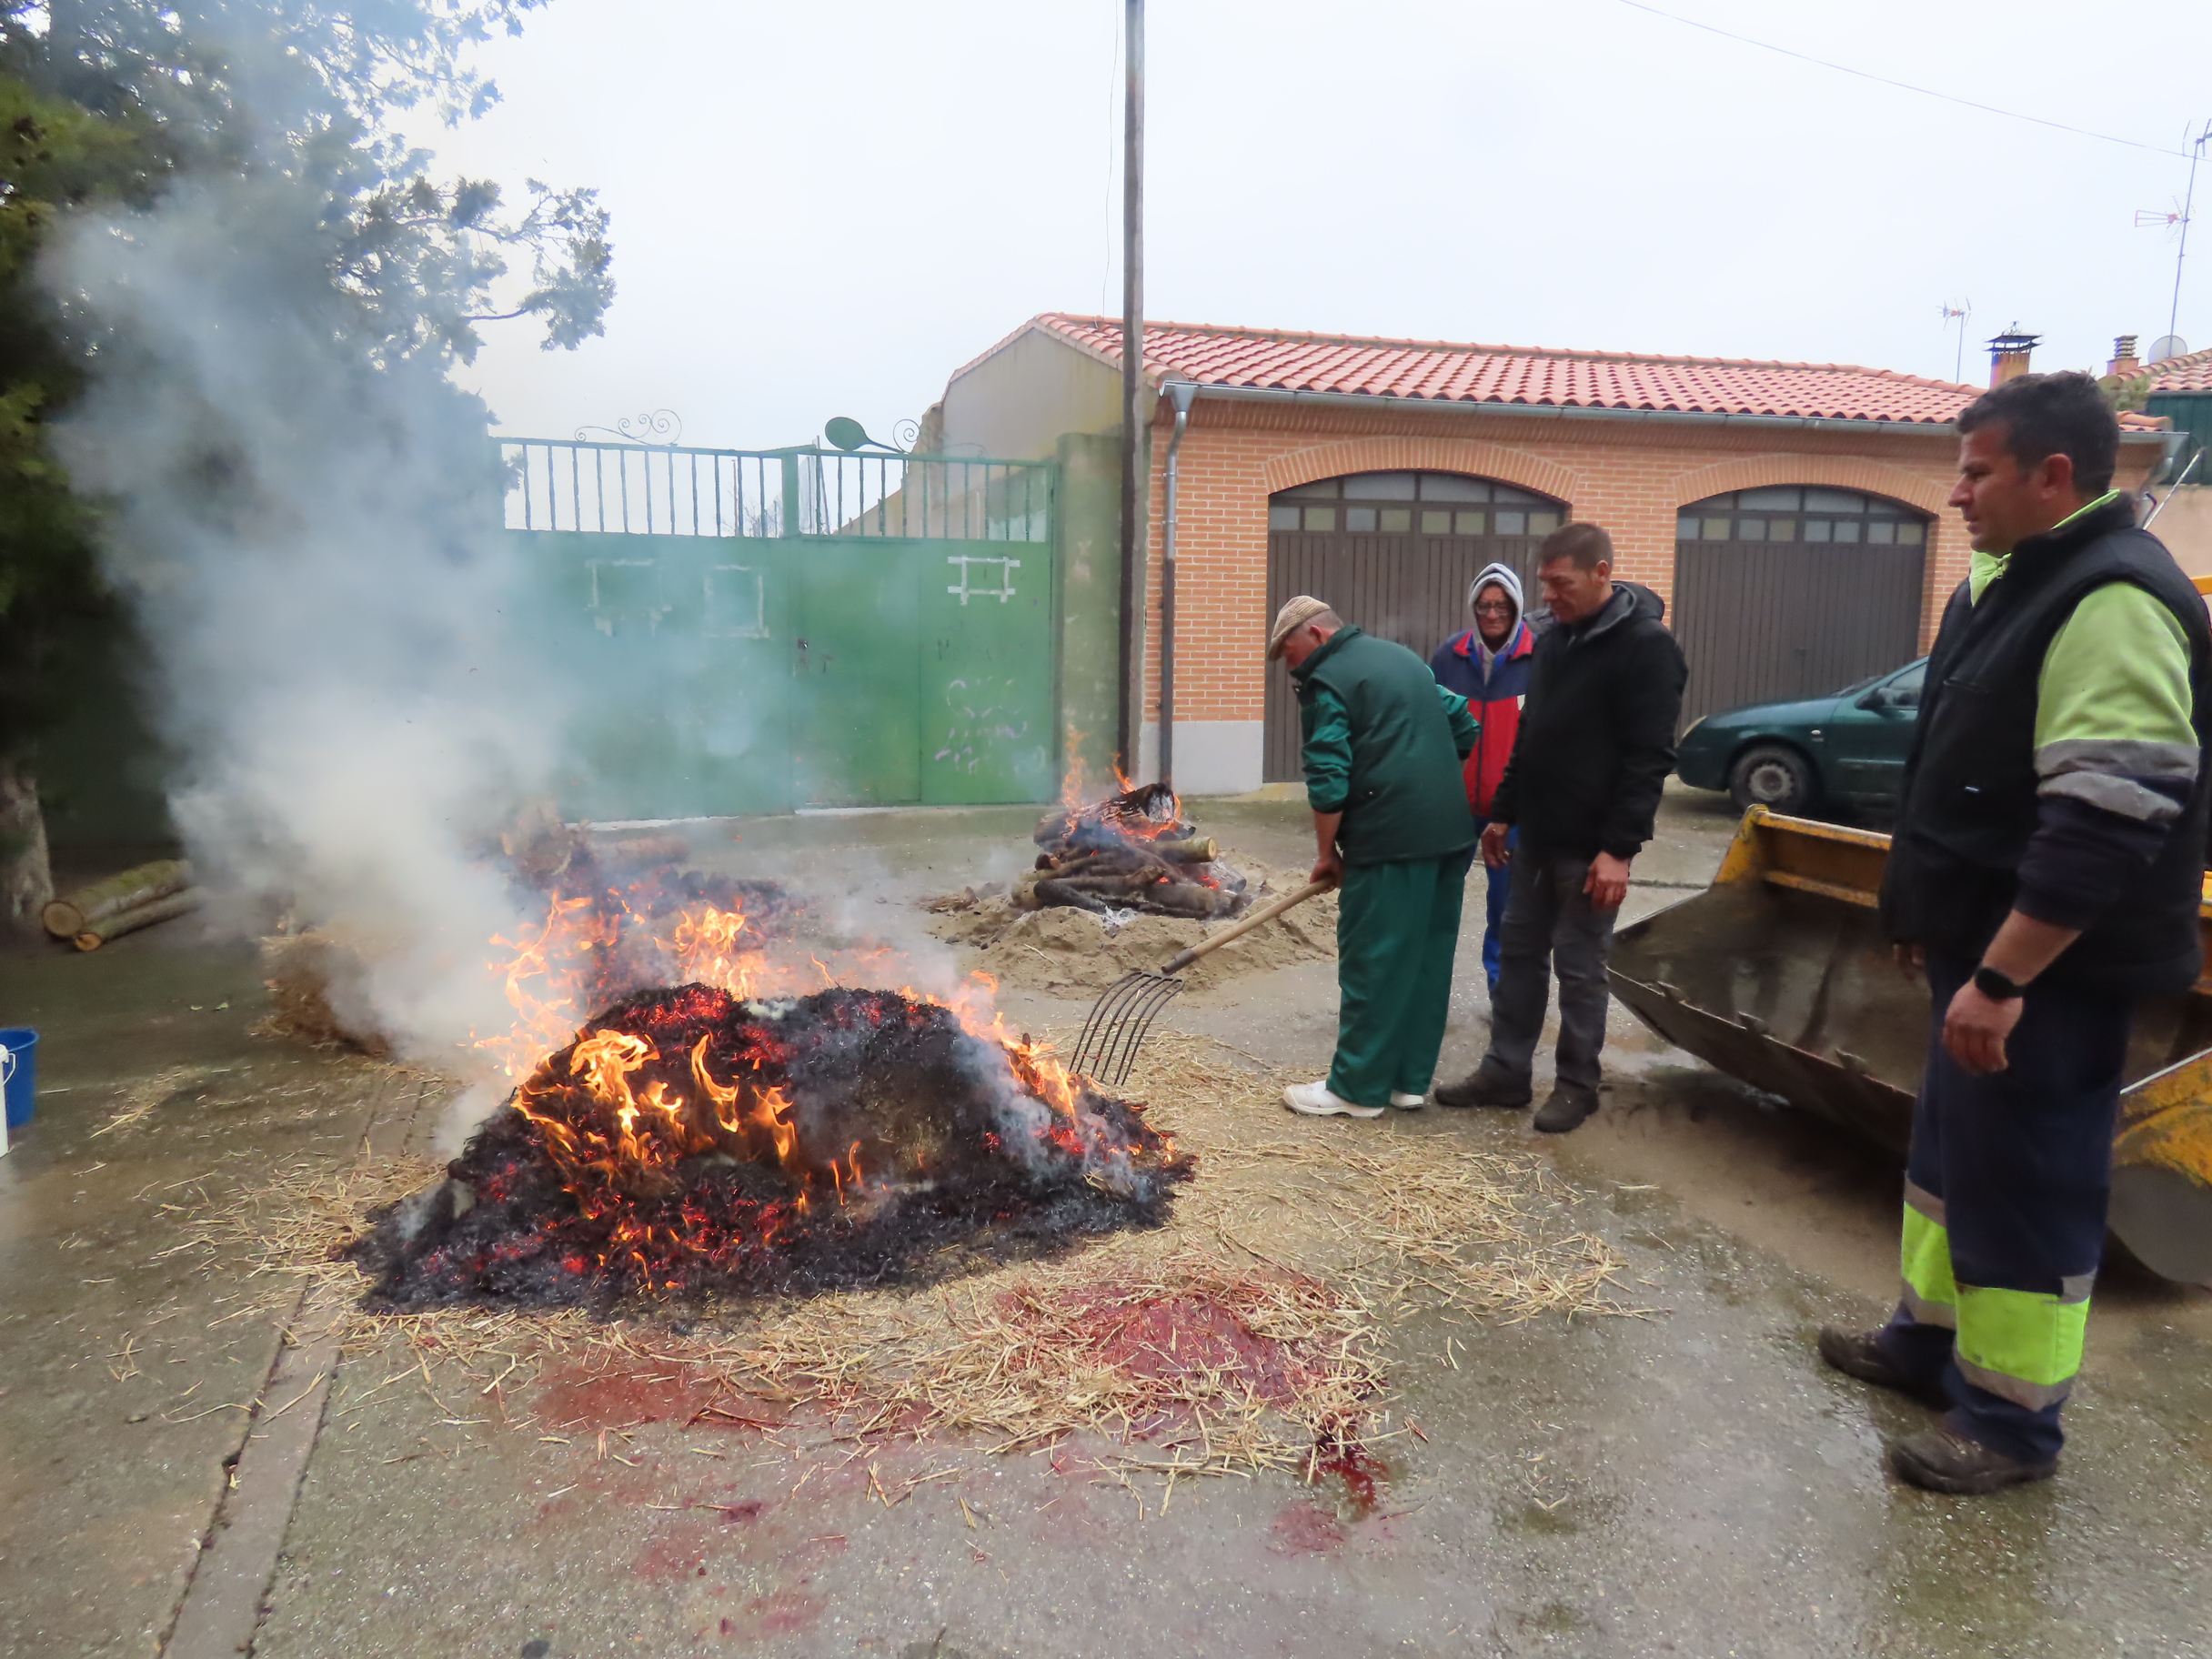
[1433,563,1535,993]
[1435,523,1685,1133]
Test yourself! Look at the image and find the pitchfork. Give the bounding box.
[1068,880,1331,1086]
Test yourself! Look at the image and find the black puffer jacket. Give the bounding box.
[1489,582,1686,860]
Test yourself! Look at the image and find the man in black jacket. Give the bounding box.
[1434,522,1686,1132]
[1820,372,2211,1494]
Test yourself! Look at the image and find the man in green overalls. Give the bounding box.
[1271,596,1480,1119]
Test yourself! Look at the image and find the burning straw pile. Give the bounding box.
[209,1027,1636,1491]
[350,982,1190,1305]
[260,809,807,1059]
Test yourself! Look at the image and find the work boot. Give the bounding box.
[1433,1061,1532,1111]
[1888,1425,2057,1495]
[1533,1088,1599,1134]
[1282,1081,1383,1121]
[1816,1326,1949,1409]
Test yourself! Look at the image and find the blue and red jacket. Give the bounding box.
[1432,621,1534,819]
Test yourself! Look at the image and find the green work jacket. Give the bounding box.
[1292,627,1479,865]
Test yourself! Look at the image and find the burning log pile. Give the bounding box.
[350,982,1191,1307]
[260,813,808,1061]
[1019,781,1249,920]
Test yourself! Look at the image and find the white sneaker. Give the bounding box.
[1388,1091,1427,1110]
[1283,1081,1384,1120]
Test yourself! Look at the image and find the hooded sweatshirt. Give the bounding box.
[1431,562,1536,819]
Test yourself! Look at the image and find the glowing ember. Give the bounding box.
[351,984,1191,1306]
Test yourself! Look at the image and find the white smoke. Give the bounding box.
[43,173,570,1064]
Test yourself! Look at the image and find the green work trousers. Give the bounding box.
[1325,853,1468,1107]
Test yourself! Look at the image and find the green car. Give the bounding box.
[1674,658,1927,817]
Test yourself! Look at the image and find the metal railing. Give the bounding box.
[498,439,1051,542]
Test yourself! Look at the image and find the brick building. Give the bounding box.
[927,315,2170,796]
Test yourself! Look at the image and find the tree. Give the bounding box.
[0,1,613,929]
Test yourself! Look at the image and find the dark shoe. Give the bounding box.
[1533,1089,1599,1134]
[1433,1063,1533,1111]
[1888,1425,2056,1494]
[1816,1326,1949,1410]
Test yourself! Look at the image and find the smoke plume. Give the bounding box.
[43,171,573,1063]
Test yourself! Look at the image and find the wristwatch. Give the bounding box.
[1973,965,2026,1001]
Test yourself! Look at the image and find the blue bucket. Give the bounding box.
[1,1028,37,1131]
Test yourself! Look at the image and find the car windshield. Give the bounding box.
[1835,672,1884,697]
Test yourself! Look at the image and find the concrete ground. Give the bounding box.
[4,785,2210,1659]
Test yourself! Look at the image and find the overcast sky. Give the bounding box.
[411,0,2212,450]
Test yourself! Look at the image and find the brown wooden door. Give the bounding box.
[1262,528,1549,782]
[1673,531,1925,729]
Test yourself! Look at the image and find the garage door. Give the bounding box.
[1263,471,1565,782]
[1673,487,1928,729]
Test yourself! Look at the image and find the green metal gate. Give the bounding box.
[502,440,1057,819]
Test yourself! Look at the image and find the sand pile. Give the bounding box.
[928,864,1336,993]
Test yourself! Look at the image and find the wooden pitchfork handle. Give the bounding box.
[1157,880,1331,976]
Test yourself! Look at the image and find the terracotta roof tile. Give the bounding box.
[2146,345,2212,393]
[1017,314,2164,431]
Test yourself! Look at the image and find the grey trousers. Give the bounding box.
[1483,849,1619,1100]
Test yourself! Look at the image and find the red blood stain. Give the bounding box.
[631,1529,712,1583]
[1316,1445,1387,1518]
[1010,1288,1303,1407]
[1269,1502,1348,1555]
[723,1589,826,1640]
[531,1363,785,1435]
[533,1364,716,1429]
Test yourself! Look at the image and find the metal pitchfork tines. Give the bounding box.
[1070,879,1331,1086]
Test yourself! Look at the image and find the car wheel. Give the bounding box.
[1728,744,1816,814]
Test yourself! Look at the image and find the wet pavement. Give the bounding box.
[4,787,2209,1658]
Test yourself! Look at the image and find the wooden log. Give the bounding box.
[1153,837,1217,863]
[43,860,194,940]
[1032,880,1112,914]
[1145,882,1226,919]
[74,888,204,951]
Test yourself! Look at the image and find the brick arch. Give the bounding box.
[1262,435,1581,506]
[1667,454,1950,518]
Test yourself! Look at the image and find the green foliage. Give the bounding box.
[0,1,615,763]
[2101,371,2156,416]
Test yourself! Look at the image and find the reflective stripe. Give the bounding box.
[1955,1354,2074,1412]
[1901,1282,1958,1330]
[2037,770,2186,823]
[1953,1281,2092,1411]
[1900,1203,1956,1318]
[1904,1180,1946,1227]
[2035,736,2200,782]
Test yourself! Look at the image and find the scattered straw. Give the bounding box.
[188,1029,1644,1483]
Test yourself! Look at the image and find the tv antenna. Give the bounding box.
[1938,300,1972,382]
[2141,119,2212,350]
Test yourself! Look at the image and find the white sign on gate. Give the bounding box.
[946,554,1021,606]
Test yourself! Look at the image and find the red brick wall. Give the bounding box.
[1137,399,2159,725]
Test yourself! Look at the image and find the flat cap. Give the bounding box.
[1267,595,1332,659]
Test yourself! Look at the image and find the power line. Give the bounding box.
[1609,0,2195,159]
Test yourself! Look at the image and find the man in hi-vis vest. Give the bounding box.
[1823,371,2212,1493]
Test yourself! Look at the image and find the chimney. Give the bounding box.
[1988,325,2040,387]
[2108,334,2143,378]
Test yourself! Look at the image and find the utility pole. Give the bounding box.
[2168,119,2212,349]
[1117,0,1146,776]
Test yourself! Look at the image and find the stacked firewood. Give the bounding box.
[42,860,205,951]
[1016,782,1250,920]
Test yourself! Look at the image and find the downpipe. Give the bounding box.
[1158,380,1198,787]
